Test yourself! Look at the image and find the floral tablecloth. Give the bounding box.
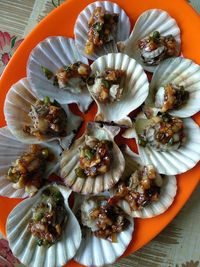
[0,32,23,75]
[0,1,200,267]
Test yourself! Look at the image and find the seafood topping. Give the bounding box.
[155,84,189,112]
[81,196,130,242]
[138,113,185,151]
[28,187,66,246]
[85,7,119,55]
[75,136,112,178]
[110,165,163,211]
[7,145,53,196]
[88,68,125,103]
[138,31,177,66]
[23,97,67,139]
[41,62,91,93]
[55,62,91,92]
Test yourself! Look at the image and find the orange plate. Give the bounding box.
[0,0,200,266]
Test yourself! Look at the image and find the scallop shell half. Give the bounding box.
[88,53,149,126]
[111,145,177,218]
[145,57,200,118]
[134,116,200,175]
[4,78,82,149]
[73,193,134,267]
[27,36,92,112]
[119,9,181,72]
[0,126,62,198]
[6,185,82,267]
[60,122,125,194]
[74,1,131,60]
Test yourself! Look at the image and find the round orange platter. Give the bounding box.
[0,0,200,266]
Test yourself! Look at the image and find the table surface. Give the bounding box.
[0,1,200,267]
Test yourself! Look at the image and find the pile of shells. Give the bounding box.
[1,2,200,267]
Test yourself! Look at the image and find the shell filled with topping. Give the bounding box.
[88,68,125,103]
[87,53,149,126]
[131,113,200,175]
[73,194,134,267]
[81,196,130,241]
[55,62,91,92]
[138,113,186,152]
[74,1,131,60]
[60,122,125,194]
[27,37,92,112]
[28,187,67,246]
[138,31,177,66]
[144,57,200,118]
[155,84,189,113]
[118,9,181,72]
[4,78,82,149]
[24,98,68,139]
[6,185,82,267]
[110,146,177,218]
[0,127,62,198]
[84,7,119,56]
[77,137,112,178]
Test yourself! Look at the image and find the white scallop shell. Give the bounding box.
[111,146,177,218]
[88,53,149,126]
[145,57,200,117]
[73,193,134,267]
[0,127,62,198]
[27,36,92,112]
[6,185,82,267]
[119,9,181,72]
[134,116,200,175]
[4,78,82,149]
[74,1,131,60]
[60,122,125,194]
